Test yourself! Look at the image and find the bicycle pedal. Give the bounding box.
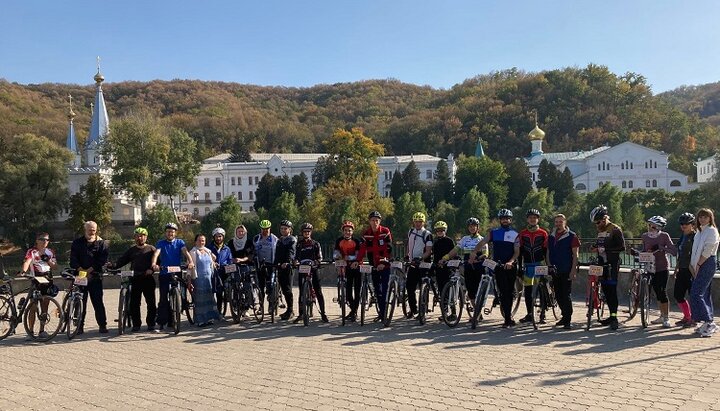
[483,308,491,315]
[279,303,286,309]
[332,298,338,303]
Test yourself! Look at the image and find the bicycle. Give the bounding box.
[164,265,193,335]
[586,264,606,331]
[257,261,283,324]
[416,261,438,326]
[297,260,319,326]
[0,271,62,342]
[333,260,348,326]
[228,264,263,324]
[470,258,499,329]
[631,251,656,329]
[383,261,409,327]
[59,268,89,339]
[104,268,133,335]
[529,266,558,330]
[440,259,466,328]
[358,264,374,326]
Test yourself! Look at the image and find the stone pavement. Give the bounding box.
[1,287,720,411]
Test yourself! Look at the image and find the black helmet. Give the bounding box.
[280,220,293,228]
[165,222,179,231]
[368,211,382,220]
[301,222,313,231]
[497,209,513,218]
[678,212,696,225]
[466,217,480,226]
[526,209,541,218]
[590,205,608,223]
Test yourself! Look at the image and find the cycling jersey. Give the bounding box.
[358,226,393,267]
[253,234,278,264]
[490,227,518,263]
[676,232,695,270]
[517,228,548,265]
[24,247,55,276]
[432,236,455,264]
[334,236,361,261]
[407,228,433,261]
[641,231,674,272]
[274,235,297,265]
[454,233,487,261]
[297,238,322,262]
[547,229,580,274]
[154,238,186,274]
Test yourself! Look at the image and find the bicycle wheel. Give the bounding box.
[626,272,640,320]
[302,280,311,326]
[511,276,523,317]
[586,286,595,331]
[418,282,429,325]
[118,287,128,335]
[441,281,463,328]
[531,285,543,330]
[545,280,558,321]
[400,284,409,320]
[338,281,346,326]
[221,286,230,317]
[65,295,83,340]
[384,281,397,327]
[230,283,241,324]
[169,289,181,335]
[472,278,489,330]
[183,286,194,325]
[60,293,70,334]
[639,278,650,329]
[0,295,16,341]
[359,280,368,326]
[23,296,62,342]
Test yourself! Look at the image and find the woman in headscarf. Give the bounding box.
[227,225,254,264]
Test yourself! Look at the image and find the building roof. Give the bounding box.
[87,66,109,146]
[525,146,610,167]
[203,152,444,165]
[66,115,77,154]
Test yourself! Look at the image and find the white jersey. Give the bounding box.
[407,228,433,260]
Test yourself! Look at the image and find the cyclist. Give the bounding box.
[405,212,433,319]
[110,227,157,332]
[673,213,696,327]
[334,220,362,322]
[151,222,195,331]
[228,225,254,264]
[209,227,233,316]
[21,232,60,338]
[357,211,393,322]
[630,216,675,328]
[590,205,625,330]
[441,217,487,316]
[432,221,455,321]
[70,221,110,334]
[275,220,297,321]
[546,214,580,329]
[293,223,328,323]
[470,209,519,328]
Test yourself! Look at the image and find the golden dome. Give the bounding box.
[528,124,545,140]
[94,72,105,83]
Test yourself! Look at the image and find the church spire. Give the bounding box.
[85,57,109,167]
[475,137,485,158]
[66,94,81,167]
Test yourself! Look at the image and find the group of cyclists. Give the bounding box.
[6,204,719,340]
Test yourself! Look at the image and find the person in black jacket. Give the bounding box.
[69,221,110,334]
[294,223,328,323]
[431,221,455,320]
[589,205,626,330]
[228,225,254,264]
[275,220,297,320]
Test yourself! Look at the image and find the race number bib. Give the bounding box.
[74,276,88,286]
[359,265,373,274]
[299,265,312,274]
[419,262,432,270]
[534,266,549,276]
[588,265,604,278]
[446,260,461,268]
[120,271,134,278]
[167,266,181,273]
[391,261,403,269]
[638,252,654,263]
[482,259,498,270]
[35,276,50,284]
[334,260,347,267]
[224,264,237,273]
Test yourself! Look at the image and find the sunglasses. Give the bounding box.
[37,238,50,241]
[594,221,603,225]
[680,222,692,226]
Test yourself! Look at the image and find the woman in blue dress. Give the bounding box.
[189,234,220,326]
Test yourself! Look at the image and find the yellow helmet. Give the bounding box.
[259,220,272,229]
[433,221,448,230]
[412,212,426,222]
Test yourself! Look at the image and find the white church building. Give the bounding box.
[523,122,696,194]
[696,155,718,183]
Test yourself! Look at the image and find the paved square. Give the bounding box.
[2,287,719,410]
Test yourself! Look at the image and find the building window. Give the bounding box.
[239,206,243,211]
[670,180,681,187]
[216,192,221,201]
[205,207,210,214]
[248,177,252,185]
[181,194,187,202]
[238,192,243,200]
[426,170,432,179]
[231,177,236,186]
[598,164,601,171]
[622,181,627,188]
[215,178,221,186]
[193,208,199,215]
[238,177,242,185]
[630,163,633,169]
[652,179,657,188]
[598,182,603,188]
[646,180,651,188]
[255,176,259,184]
[628,180,634,188]
[645,162,648,169]
[204,178,210,187]
[575,183,587,190]
[193,193,199,201]
[249,191,254,200]
[532,173,536,181]
[621,163,624,170]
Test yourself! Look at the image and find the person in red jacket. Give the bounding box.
[357,211,393,322]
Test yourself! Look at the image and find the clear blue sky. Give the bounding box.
[1,1,719,93]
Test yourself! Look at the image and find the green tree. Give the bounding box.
[520,188,555,228]
[580,182,624,236]
[66,174,113,235]
[290,172,310,206]
[454,155,508,211]
[432,201,459,236]
[536,159,560,192]
[269,192,301,230]
[557,190,584,234]
[622,204,646,238]
[432,159,454,206]
[402,160,422,194]
[505,158,533,208]
[456,188,490,232]
[322,127,385,181]
[0,134,72,248]
[254,173,276,211]
[389,170,404,201]
[392,191,427,235]
[200,196,243,236]
[102,114,201,215]
[141,204,178,245]
[554,167,575,207]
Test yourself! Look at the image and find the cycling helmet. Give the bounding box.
[134,227,149,236]
[341,220,355,230]
[301,223,313,231]
[280,219,293,228]
[412,212,426,222]
[466,217,480,226]
[590,205,608,223]
[165,222,178,231]
[368,211,382,220]
[259,220,272,229]
[678,212,696,225]
[526,209,541,218]
[497,209,513,218]
[212,227,226,237]
[646,216,667,228]
[434,221,448,230]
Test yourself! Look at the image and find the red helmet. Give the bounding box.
[341,220,355,230]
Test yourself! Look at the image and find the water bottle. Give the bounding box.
[18,297,27,311]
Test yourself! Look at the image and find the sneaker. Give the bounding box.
[675,318,691,327]
[131,326,141,332]
[77,326,84,335]
[610,317,619,330]
[695,322,709,334]
[519,314,533,324]
[563,323,572,330]
[555,319,567,327]
[599,318,612,326]
[406,310,416,319]
[446,314,457,323]
[373,315,383,323]
[502,320,516,328]
[292,315,302,324]
[147,326,159,333]
[280,310,294,321]
[537,317,546,325]
[99,326,109,334]
[38,331,50,339]
[700,322,718,337]
[650,316,665,325]
[662,318,672,328]
[321,313,329,323]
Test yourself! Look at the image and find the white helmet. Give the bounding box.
[646,216,667,228]
[212,227,226,237]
